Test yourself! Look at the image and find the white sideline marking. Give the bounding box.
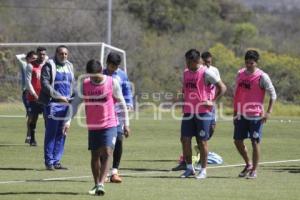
[208,159,300,169]
[0,159,299,185]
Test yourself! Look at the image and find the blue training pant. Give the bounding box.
[44,103,68,166]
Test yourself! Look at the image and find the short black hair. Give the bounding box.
[185,49,201,62]
[55,45,68,53]
[86,59,102,74]
[36,46,46,52]
[245,50,259,62]
[26,51,36,59]
[201,51,212,60]
[106,52,121,66]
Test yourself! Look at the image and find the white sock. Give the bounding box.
[97,183,104,187]
[201,168,207,174]
[187,164,194,170]
[111,168,118,175]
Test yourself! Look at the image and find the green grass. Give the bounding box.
[0,104,300,200]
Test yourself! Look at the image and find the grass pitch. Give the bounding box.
[0,105,299,200]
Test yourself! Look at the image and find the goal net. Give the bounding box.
[0,42,127,104]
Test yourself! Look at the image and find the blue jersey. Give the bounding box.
[53,64,73,99]
[103,68,133,107]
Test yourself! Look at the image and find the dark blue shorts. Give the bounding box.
[181,113,212,141]
[88,127,117,150]
[28,101,44,115]
[233,116,263,142]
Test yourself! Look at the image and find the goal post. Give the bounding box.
[0,42,127,74]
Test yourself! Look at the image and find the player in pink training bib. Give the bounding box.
[63,59,130,196]
[180,49,226,179]
[233,50,277,179]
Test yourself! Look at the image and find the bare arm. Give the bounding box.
[213,80,226,102]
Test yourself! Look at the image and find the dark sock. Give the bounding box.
[113,139,123,169]
[29,123,36,142]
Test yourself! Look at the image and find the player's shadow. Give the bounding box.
[0,167,36,171]
[270,168,300,174]
[120,167,170,172]
[0,167,54,171]
[0,144,27,147]
[261,165,300,174]
[0,191,82,196]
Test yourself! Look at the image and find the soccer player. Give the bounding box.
[233,50,276,179]
[201,51,221,138]
[16,51,37,143]
[39,45,75,170]
[103,52,133,183]
[25,47,48,146]
[193,51,224,170]
[63,59,130,196]
[180,49,226,179]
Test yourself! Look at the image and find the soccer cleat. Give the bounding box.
[238,164,253,177]
[180,168,195,178]
[172,163,186,171]
[246,170,257,179]
[25,136,31,144]
[195,170,207,179]
[29,140,37,146]
[46,165,54,171]
[95,185,105,196]
[88,185,98,195]
[54,163,68,170]
[110,174,122,183]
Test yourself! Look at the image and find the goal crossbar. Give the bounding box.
[0,42,127,73]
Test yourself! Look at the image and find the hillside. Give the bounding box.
[0,0,300,104]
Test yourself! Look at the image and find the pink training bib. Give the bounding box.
[83,76,117,130]
[234,68,266,117]
[183,65,212,114]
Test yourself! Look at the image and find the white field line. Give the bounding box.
[0,159,299,185]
